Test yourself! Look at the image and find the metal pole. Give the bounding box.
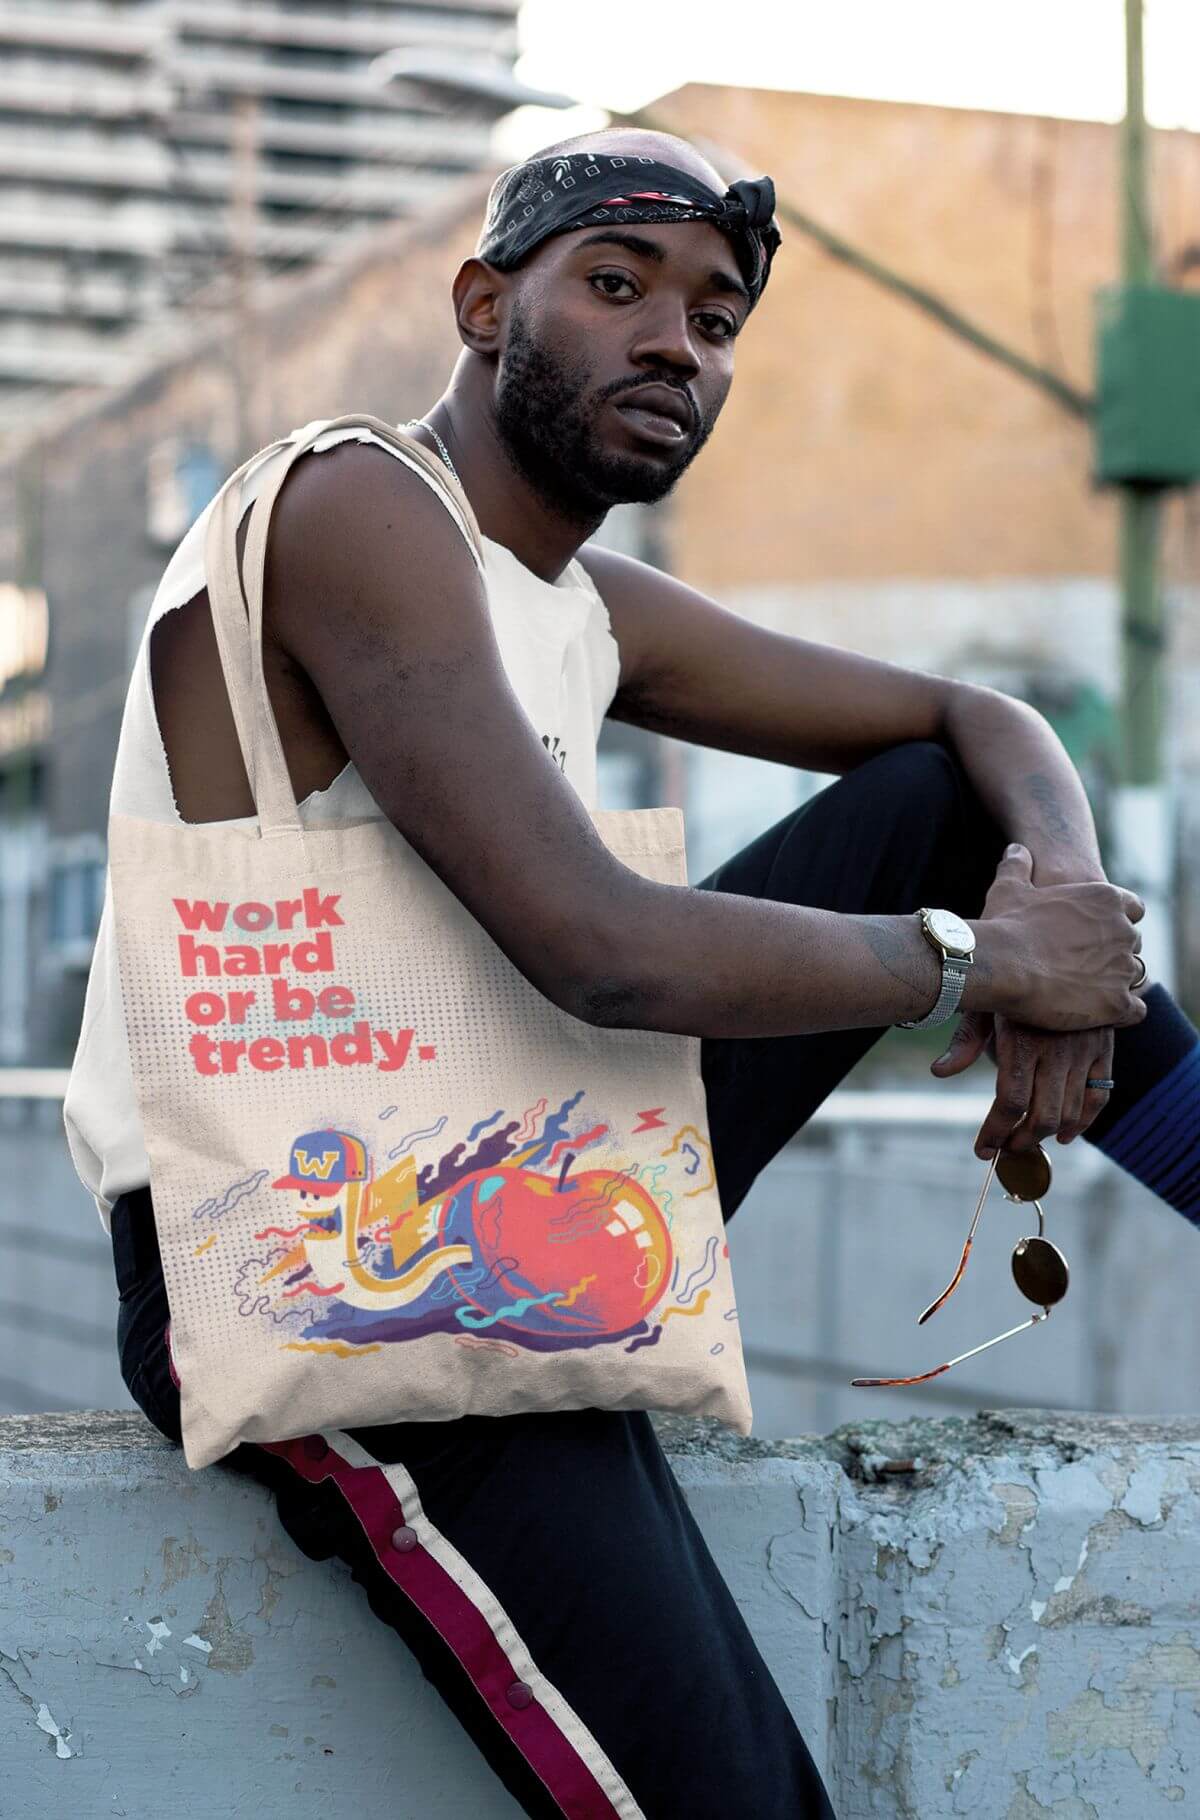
[230,92,260,461]
[1114,0,1174,984]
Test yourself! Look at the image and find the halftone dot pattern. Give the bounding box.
[112,807,750,1468]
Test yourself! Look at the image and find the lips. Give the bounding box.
[614,384,696,447]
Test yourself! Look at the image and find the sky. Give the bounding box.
[514,0,1200,132]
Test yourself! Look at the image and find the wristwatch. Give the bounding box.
[896,907,976,1030]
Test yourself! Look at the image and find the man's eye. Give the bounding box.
[696,311,738,340]
[590,271,639,299]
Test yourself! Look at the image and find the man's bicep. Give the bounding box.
[264,447,631,1015]
[584,544,948,773]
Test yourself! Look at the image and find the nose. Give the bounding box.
[627,297,701,383]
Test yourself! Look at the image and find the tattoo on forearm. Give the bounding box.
[862,919,926,991]
[861,917,991,994]
[1025,771,1078,844]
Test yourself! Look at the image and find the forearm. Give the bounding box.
[580,885,989,1037]
[941,683,1105,886]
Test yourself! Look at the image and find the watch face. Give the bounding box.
[926,908,976,956]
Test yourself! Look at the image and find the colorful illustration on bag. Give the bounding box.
[201,1093,727,1355]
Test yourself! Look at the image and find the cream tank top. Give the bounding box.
[64,421,622,1231]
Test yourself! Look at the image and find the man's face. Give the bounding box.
[492,219,749,514]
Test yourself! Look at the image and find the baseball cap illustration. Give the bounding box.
[273,1129,369,1196]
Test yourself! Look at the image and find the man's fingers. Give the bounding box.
[974,1026,1035,1159]
[930,1011,991,1078]
[1068,1033,1116,1141]
[1055,1063,1090,1143]
[995,842,1033,882]
[1118,887,1146,924]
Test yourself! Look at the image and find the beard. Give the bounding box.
[493,303,720,516]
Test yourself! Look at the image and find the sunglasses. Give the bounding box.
[851,1143,1068,1389]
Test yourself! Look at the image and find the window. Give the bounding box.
[146,438,222,549]
[47,834,106,969]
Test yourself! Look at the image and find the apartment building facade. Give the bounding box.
[0,0,517,432]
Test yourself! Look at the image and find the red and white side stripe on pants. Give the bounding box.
[165,1321,642,1817]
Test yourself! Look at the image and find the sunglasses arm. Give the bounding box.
[916,1152,998,1326]
[851,1308,1051,1388]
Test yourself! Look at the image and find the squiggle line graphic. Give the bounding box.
[625,1327,662,1353]
[558,1274,597,1308]
[193,1168,269,1225]
[546,1124,608,1168]
[283,1279,344,1299]
[514,1097,548,1145]
[710,1342,725,1355]
[455,1335,520,1357]
[676,1234,719,1306]
[681,1142,701,1176]
[193,1235,216,1256]
[634,1254,662,1289]
[637,1161,674,1229]
[467,1109,504,1142]
[391,1114,447,1156]
[724,1307,739,1322]
[378,1105,398,1121]
[661,1126,715,1198]
[547,1166,637,1232]
[660,1290,711,1324]
[253,1221,325,1241]
[283,1339,382,1358]
[456,1291,562,1330]
[522,1092,585,1165]
[233,1258,269,1317]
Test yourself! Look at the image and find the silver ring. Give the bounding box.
[1086,1077,1115,1092]
[1131,954,1148,990]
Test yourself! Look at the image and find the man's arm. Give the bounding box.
[260,446,1142,1041]
[582,546,1103,889]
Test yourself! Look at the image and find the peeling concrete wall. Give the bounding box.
[2,1411,1198,1817]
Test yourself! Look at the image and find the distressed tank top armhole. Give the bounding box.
[305,425,486,577]
[565,556,622,677]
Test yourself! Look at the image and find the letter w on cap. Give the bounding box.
[295,1149,339,1180]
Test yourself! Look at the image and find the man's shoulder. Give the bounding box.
[267,437,480,582]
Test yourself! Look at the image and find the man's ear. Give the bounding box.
[452,257,509,356]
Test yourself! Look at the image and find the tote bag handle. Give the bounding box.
[202,414,485,838]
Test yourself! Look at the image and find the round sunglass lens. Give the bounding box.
[997,1144,1053,1202]
[1012,1236,1069,1306]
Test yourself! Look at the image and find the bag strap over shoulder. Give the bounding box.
[202,413,484,838]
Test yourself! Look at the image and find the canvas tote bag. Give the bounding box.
[108,412,752,1468]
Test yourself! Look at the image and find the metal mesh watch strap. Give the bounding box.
[897,956,971,1030]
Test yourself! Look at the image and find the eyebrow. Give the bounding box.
[575,230,750,307]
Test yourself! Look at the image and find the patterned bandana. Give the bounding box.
[477,152,782,308]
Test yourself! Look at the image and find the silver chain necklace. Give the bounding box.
[402,418,460,486]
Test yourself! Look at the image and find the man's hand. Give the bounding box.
[968,843,1145,1031]
[931,1011,1115,1157]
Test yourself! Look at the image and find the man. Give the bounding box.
[98,127,1188,1817]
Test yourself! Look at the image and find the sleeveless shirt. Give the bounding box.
[64,421,622,1230]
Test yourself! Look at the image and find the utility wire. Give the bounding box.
[651,117,1097,423]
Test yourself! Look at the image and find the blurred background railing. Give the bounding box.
[6,1073,1189,1436]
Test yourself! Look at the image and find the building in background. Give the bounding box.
[658,86,1200,937]
[0,0,518,435]
[2,81,1200,1071]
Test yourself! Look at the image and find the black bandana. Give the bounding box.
[478,152,781,308]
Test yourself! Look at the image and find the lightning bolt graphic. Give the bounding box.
[633,1107,668,1133]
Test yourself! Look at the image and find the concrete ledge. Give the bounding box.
[2,1411,1199,1817]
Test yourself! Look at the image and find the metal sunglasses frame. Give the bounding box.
[851,1143,1069,1389]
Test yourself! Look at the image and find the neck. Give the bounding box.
[413,358,604,584]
